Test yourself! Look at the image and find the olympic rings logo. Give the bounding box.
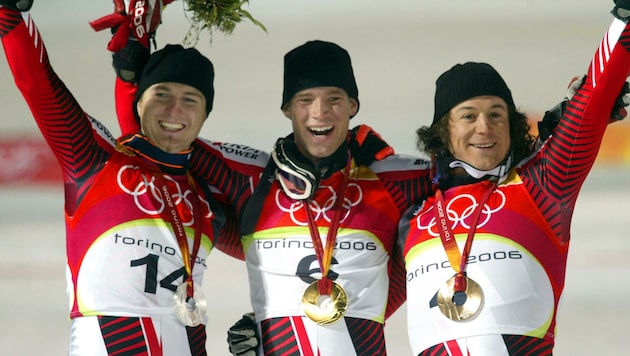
[275,182,363,226]
[117,165,213,226]
[416,190,506,236]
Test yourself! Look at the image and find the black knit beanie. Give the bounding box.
[281,40,360,117]
[134,44,214,120]
[432,62,514,125]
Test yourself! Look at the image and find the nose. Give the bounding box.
[475,115,492,133]
[310,97,330,119]
[166,98,182,115]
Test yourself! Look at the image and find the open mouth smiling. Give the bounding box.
[471,143,496,149]
[310,126,333,136]
[160,121,185,131]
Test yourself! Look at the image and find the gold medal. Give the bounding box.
[174,282,207,327]
[301,280,348,325]
[436,276,484,321]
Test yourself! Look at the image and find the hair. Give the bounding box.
[416,105,536,164]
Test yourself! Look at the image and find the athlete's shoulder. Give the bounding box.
[194,138,270,168]
[369,153,431,173]
[88,115,118,149]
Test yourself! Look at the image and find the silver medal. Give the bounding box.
[174,282,207,327]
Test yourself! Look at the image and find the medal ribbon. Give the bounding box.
[304,156,351,295]
[433,180,496,292]
[115,142,205,299]
[155,172,204,299]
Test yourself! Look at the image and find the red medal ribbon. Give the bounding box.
[304,156,351,295]
[433,180,496,292]
[116,142,206,299]
[155,172,204,299]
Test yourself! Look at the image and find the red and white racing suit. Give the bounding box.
[188,132,433,355]
[240,148,431,355]
[0,8,240,355]
[399,17,630,356]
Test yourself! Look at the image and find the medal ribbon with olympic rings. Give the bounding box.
[433,180,496,293]
[304,154,351,295]
[154,172,204,299]
[117,140,205,300]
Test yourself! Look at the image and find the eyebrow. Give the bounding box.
[295,88,347,98]
[153,84,203,98]
[455,103,507,112]
[323,88,347,96]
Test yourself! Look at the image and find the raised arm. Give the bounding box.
[522,12,630,242]
[0,7,116,212]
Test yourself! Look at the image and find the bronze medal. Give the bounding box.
[302,280,348,325]
[432,185,496,322]
[174,282,207,327]
[436,275,484,321]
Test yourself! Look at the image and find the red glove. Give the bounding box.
[348,124,395,166]
[89,0,171,51]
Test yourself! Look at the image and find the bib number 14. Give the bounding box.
[131,253,187,294]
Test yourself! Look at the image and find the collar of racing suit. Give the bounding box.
[432,149,513,191]
[277,133,349,181]
[116,133,191,175]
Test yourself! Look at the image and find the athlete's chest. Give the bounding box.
[255,174,401,236]
[71,156,215,236]
[405,178,551,253]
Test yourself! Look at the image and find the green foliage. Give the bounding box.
[183,0,267,35]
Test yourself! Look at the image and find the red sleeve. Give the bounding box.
[115,77,141,135]
[1,8,115,213]
[384,240,406,319]
[374,157,433,318]
[212,192,245,260]
[521,18,630,243]
[189,140,268,260]
[190,139,267,214]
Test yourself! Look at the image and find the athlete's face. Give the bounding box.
[283,87,357,164]
[137,82,207,153]
[447,96,511,170]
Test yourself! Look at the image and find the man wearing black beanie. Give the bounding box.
[398,4,630,354]
[132,43,215,153]
[0,4,239,355]
[220,39,434,356]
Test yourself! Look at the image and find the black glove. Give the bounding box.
[538,100,566,142]
[348,124,395,167]
[227,313,259,356]
[112,34,150,83]
[89,1,165,83]
[538,75,630,141]
[0,0,33,11]
[611,80,630,120]
[612,0,630,21]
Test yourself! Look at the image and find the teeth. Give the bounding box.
[473,143,494,148]
[310,126,332,134]
[160,121,184,130]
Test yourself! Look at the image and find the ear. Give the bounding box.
[135,98,144,121]
[282,105,292,120]
[349,98,359,116]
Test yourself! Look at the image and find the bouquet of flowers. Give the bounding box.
[183,0,266,45]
